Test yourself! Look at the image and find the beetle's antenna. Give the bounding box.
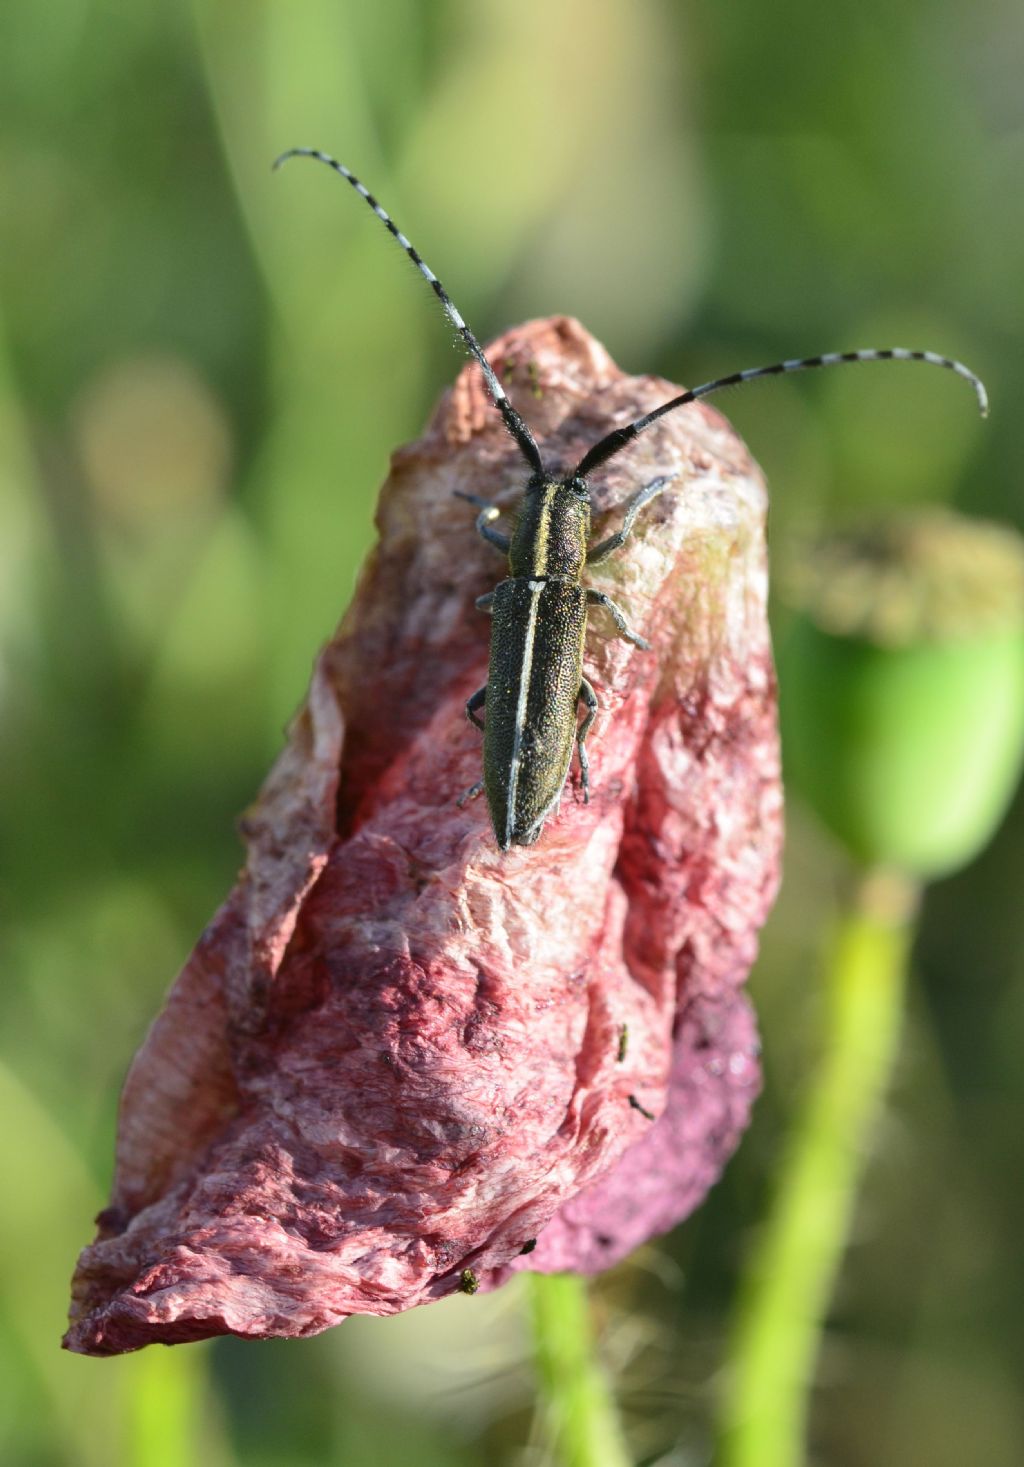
[574,348,989,479]
[274,148,545,476]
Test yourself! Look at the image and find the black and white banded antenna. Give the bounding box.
[273,147,545,477]
[575,348,988,479]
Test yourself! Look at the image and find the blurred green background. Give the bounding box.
[1,2,1021,1464]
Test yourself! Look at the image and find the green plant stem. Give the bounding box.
[128,1346,209,1467]
[715,867,920,1467]
[528,1272,632,1467]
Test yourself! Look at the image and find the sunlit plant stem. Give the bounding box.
[528,1273,632,1467]
[717,868,917,1466]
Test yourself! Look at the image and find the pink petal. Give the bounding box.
[65,318,780,1355]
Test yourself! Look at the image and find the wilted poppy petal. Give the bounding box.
[65,317,780,1355]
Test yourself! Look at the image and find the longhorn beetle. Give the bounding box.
[274,148,988,852]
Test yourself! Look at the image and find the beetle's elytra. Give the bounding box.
[460,473,671,848]
[274,147,988,852]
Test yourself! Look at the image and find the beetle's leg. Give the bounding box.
[459,690,487,807]
[576,677,599,803]
[475,591,495,613]
[474,507,510,554]
[454,491,510,554]
[586,473,676,564]
[586,589,650,650]
[466,686,486,730]
[457,689,484,809]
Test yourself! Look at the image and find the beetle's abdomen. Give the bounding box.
[483,578,587,849]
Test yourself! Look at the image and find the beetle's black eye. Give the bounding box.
[570,476,589,500]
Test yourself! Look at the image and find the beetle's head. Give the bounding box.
[523,471,552,498]
[523,472,588,502]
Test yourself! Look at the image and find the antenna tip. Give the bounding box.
[271,148,306,173]
[956,361,988,418]
[949,356,988,419]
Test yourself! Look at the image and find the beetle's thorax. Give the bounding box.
[508,477,591,580]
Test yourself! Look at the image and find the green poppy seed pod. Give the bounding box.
[779,509,1024,877]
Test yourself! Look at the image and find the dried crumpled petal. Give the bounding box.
[65,317,781,1355]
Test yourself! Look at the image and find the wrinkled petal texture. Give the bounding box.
[65,318,781,1354]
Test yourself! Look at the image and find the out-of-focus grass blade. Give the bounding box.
[0,1059,234,1467]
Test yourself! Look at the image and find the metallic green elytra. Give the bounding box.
[461,474,668,850]
[273,147,989,853]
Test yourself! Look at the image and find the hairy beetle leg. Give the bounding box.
[466,686,486,730]
[586,589,650,650]
[454,491,510,554]
[576,678,599,803]
[586,473,676,564]
[459,691,487,807]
